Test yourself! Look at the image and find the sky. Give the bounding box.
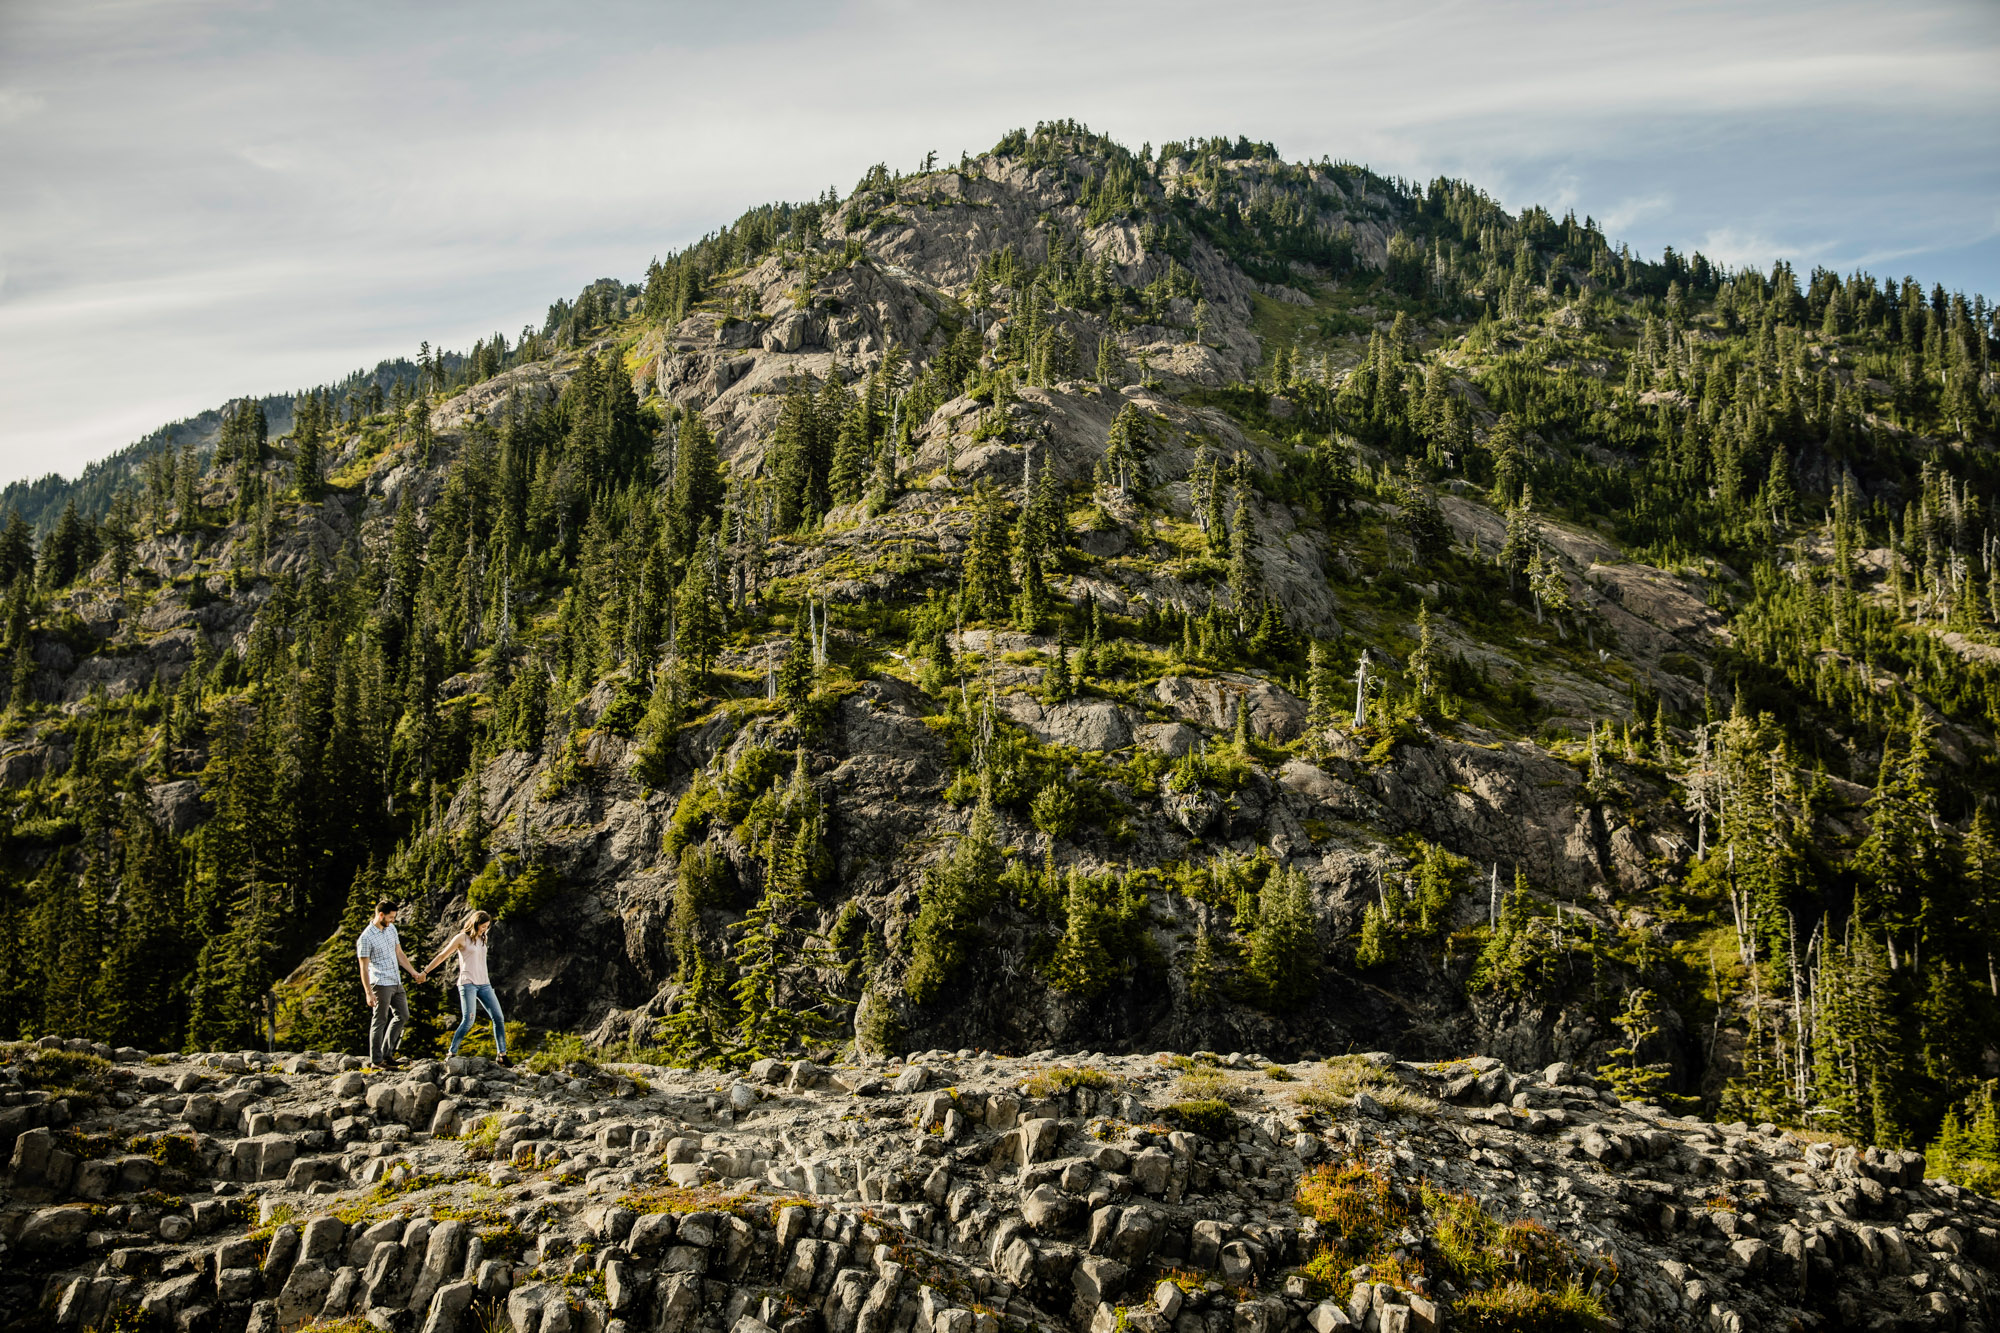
[1,0,1996,488]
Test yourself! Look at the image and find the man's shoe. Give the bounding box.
[378,1057,404,1072]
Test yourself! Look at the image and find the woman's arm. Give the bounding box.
[420,933,466,978]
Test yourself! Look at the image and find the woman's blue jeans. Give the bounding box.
[450,982,506,1056]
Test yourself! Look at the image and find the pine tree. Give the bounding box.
[1305,640,1340,738]
[1855,717,1947,960]
[1049,869,1116,998]
[1499,486,1537,591]
[1763,447,1796,531]
[905,788,1002,1004]
[1409,604,1439,699]
[1187,922,1220,1006]
[103,490,138,589]
[1527,545,1572,632]
[964,482,1013,618]
[660,946,733,1068]
[1964,810,2000,998]
[0,512,34,585]
[1103,404,1148,497]
[1245,865,1319,1009]
[671,411,725,547]
[1095,334,1123,387]
[294,403,326,502]
[777,611,816,715]
[674,562,721,684]
[1597,987,1673,1101]
[1226,493,1259,629]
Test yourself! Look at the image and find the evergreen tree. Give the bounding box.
[905,788,1002,1004]
[0,512,34,586]
[671,411,725,547]
[1226,493,1259,629]
[777,610,816,715]
[1499,486,1537,590]
[294,399,326,502]
[964,482,1013,618]
[1244,865,1319,1010]
[1048,869,1117,998]
[1095,334,1123,387]
[1103,403,1149,497]
[1187,922,1220,1006]
[674,560,721,684]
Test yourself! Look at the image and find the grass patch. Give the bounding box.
[1163,1099,1234,1139]
[1293,1057,1441,1119]
[1018,1065,1124,1098]
[1296,1160,1414,1300]
[333,1168,469,1224]
[1171,1067,1251,1106]
[477,1221,530,1261]
[250,1202,297,1242]
[1453,1283,1608,1332]
[616,1182,777,1218]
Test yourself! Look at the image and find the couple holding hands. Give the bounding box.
[355,901,507,1070]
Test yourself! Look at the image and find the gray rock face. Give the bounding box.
[9,1044,2000,1333]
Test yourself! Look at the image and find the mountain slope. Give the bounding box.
[3,120,2000,1189]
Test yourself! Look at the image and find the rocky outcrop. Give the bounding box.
[7,1039,1995,1333]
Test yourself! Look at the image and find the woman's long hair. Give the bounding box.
[462,910,493,939]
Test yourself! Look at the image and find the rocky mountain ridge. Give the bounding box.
[4,121,2000,1233]
[0,134,1731,1064]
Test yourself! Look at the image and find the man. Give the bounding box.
[357,898,425,1070]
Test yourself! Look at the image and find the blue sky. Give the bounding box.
[1,0,1995,486]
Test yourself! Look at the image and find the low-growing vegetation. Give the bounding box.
[1163,1099,1234,1138]
[1293,1160,1614,1327]
[1019,1065,1124,1098]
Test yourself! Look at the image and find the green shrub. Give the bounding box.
[133,1132,204,1174]
[15,1049,112,1101]
[1171,1066,1249,1105]
[598,681,646,736]
[458,1115,503,1160]
[478,1222,529,1260]
[523,1032,599,1077]
[1164,1099,1234,1138]
[467,856,561,921]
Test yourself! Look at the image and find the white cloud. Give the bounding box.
[1,0,1996,486]
[0,88,44,125]
[1600,194,1674,237]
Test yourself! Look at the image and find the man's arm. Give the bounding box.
[395,939,424,981]
[357,956,378,1007]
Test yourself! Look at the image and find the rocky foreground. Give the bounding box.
[3,1040,1997,1333]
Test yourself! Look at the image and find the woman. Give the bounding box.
[422,910,509,1064]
